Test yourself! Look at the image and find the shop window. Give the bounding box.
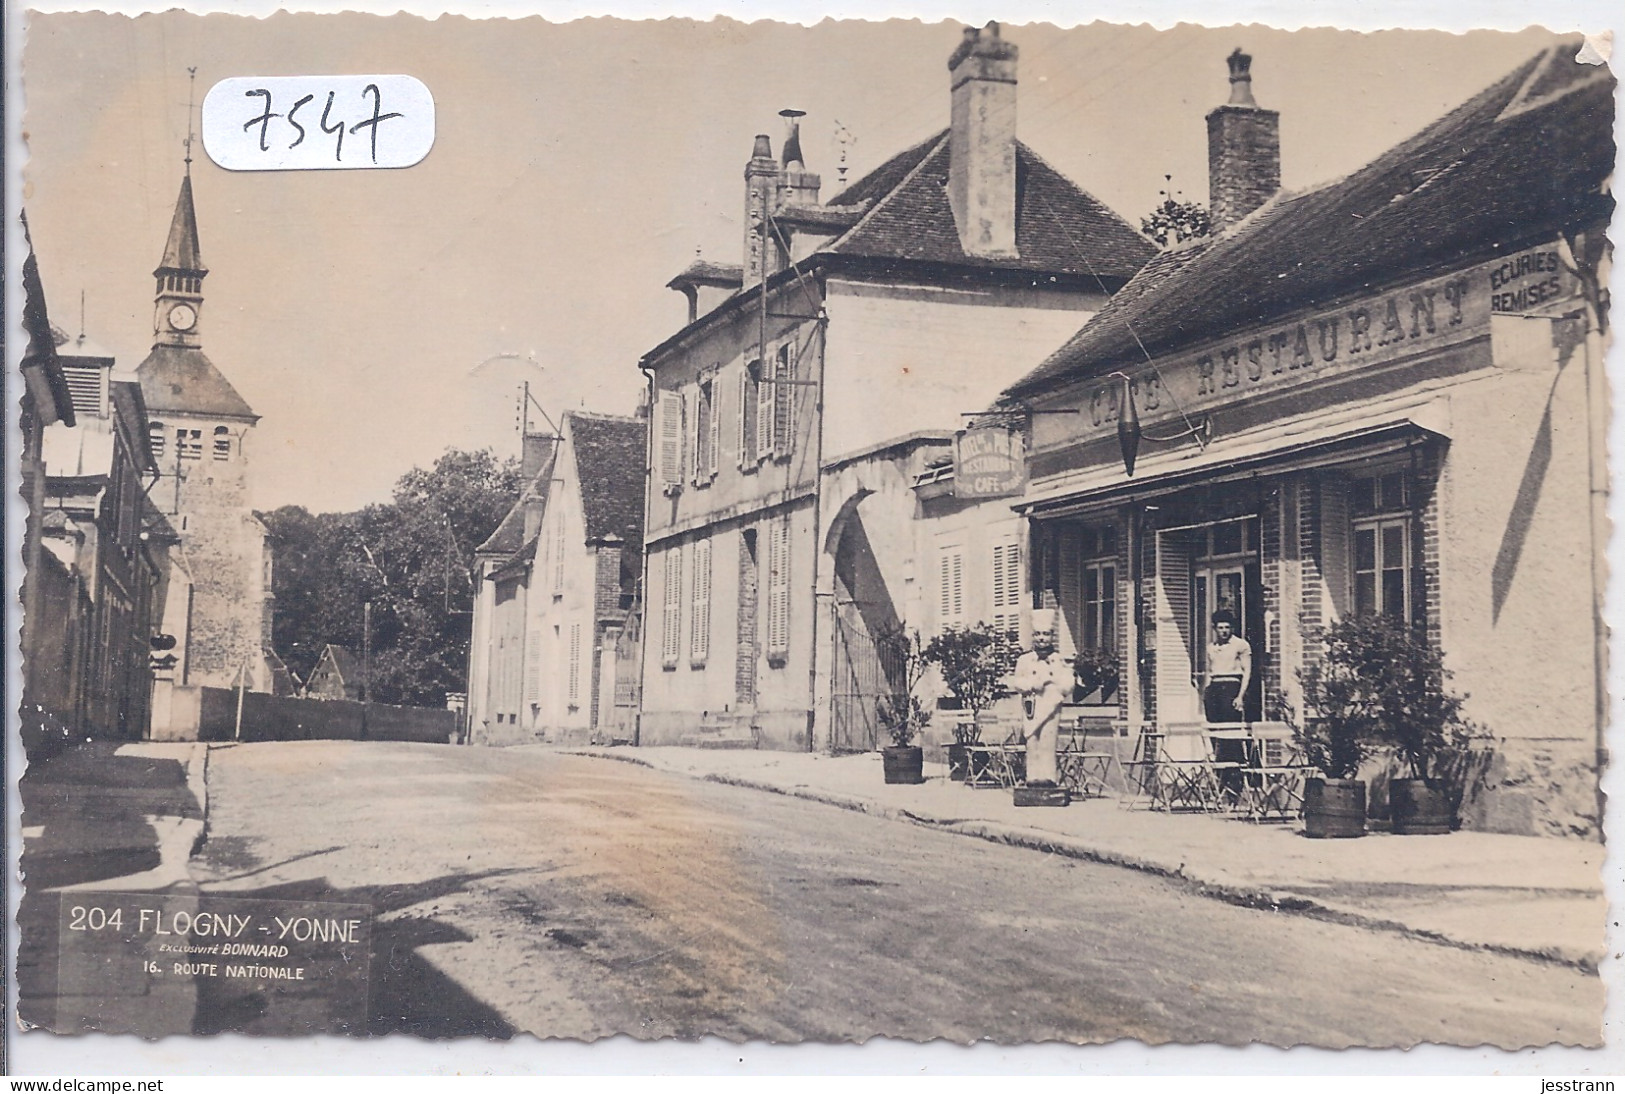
[1081,561,1117,652]
[1353,517,1411,620]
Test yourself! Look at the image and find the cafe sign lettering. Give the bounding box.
[954,428,1026,498]
[1072,244,1577,437]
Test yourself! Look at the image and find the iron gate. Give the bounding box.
[829,599,904,754]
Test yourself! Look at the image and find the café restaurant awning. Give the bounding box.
[1018,391,1452,518]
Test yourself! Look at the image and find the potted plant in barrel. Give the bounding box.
[1072,646,1120,704]
[1296,622,1379,838]
[877,627,933,785]
[1359,618,1480,834]
[923,624,1012,781]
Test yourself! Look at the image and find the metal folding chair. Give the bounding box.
[1057,719,1122,800]
[1237,728,1315,821]
[965,722,1026,789]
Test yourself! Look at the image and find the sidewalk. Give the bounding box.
[16,739,210,1034]
[571,745,1605,972]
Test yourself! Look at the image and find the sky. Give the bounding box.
[19,13,1582,513]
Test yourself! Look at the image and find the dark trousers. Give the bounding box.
[1205,678,1246,793]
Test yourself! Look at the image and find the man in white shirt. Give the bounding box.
[1204,609,1252,724]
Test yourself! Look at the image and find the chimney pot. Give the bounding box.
[1226,47,1258,106]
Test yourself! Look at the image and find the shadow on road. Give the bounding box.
[195,872,522,1039]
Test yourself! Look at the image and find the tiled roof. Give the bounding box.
[568,412,646,548]
[1007,44,1615,397]
[487,533,539,582]
[477,446,557,556]
[137,344,256,419]
[825,131,1156,280]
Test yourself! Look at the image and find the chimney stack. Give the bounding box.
[520,430,558,482]
[743,134,778,283]
[947,22,1020,259]
[777,114,821,209]
[1206,48,1280,233]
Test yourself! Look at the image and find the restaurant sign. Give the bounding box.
[955,427,1027,498]
[1050,243,1579,444]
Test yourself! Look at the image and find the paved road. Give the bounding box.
[193,741,1599,1047]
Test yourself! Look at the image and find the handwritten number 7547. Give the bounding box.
[243,85,404,164]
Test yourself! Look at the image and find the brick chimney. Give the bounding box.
[948,22,1020,259]
[1206,48,1280,233]
[743,134,778,283]
[520,430,558,482]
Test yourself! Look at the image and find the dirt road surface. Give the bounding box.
[192,741,1601,1047]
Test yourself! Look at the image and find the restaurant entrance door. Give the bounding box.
[1153,517,1264,725]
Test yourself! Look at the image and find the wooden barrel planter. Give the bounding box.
[1303,778,1367,839]
[1390,778,1453,834]
[946,743,970,782]
[882,745,926,785]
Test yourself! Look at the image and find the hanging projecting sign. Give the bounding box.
[954,428,1027,498]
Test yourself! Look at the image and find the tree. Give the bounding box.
[261,447,521,706]
[1140,176,1211,249]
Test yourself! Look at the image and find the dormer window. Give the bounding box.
[213,426,231,460]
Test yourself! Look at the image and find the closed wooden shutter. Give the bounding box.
[707,379,722,479]
[568,623,582,703]
[938,549,964,630]
[662,547,682,667]
[767,520,790,656]
[774,341,796,456]
[756,357,775,458]
[658,390,684,490]
[523,629,541,705]
[991,541,1022,637]
[690,537,712,663]
[737,365,755,467]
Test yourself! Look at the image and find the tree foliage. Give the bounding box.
[1139,176,1212,249]
[260,448,521,707]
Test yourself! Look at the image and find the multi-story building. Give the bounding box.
[1003,44,1613,837]
[637,23,1155,751]
[135,168,282,704]
[466,413,645,745]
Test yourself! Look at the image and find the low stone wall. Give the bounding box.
[194,689,455,744]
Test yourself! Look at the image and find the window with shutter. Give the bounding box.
[551,510,566,595]
[738,364,758,468]
[568,623,582,704]
[524,630,541,705]
[658,390,684,491]
[149,422,166,461]
[213,426,231,460]
[991,541,1022,638]
[774,342,795,457]
[756,356,775,459]
[767,520,791,659]
[690,537,712,665]
[707,378,722,480]
[937,548,965,631]
[662,547,683,668]
[176,428,203,461]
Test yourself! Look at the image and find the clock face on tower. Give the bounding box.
[167,303,197,332]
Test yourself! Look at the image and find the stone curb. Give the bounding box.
[571,749,1596,974]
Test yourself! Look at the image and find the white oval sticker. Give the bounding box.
[202,75,434,171]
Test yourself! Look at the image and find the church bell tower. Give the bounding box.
[152,173,208,350]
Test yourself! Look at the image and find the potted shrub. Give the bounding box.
[1072,646,1120,703]
[1296,625,1380,839]
[923,624,1013,781]
[877,693,930,784]
[877,627,932,785]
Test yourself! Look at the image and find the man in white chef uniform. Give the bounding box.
[1009,609,1076,804]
